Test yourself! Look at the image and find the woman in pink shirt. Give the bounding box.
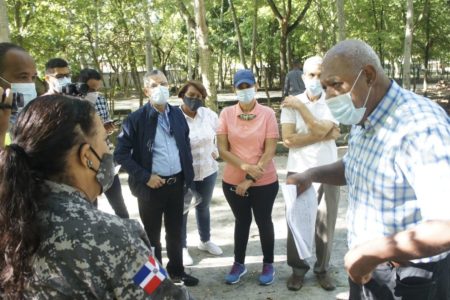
[217,69,279,286]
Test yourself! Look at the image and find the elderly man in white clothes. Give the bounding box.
[280,56,341,292]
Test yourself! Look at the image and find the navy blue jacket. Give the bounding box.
[114,103,194,199]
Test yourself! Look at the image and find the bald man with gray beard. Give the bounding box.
[288,40,450,300]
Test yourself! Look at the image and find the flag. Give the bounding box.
[133,256,167,294]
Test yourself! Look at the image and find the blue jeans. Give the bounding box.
[181,172,217,247]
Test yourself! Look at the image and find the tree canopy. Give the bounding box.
[3,0,450,103]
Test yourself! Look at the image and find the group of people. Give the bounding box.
[1,38,450,300]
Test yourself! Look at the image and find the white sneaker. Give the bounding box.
[182,247,193,266]
[198,241,223,256]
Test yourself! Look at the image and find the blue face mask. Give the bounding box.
[326,70,372,125]
[305,78,323,97]
[236,87,255,104]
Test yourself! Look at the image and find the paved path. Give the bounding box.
[98,149,350,300]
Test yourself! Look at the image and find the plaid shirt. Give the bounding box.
[343,81,450,263]
[94,94,112,123]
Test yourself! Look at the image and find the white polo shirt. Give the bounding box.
[280,92,338,173]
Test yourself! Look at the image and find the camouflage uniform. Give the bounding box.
[25,181,192,300]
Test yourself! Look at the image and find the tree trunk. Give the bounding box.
[422,0,431,95]
[250,0,258,75]
[144,0,153,73]
[0,0,10,42]
[336,0,345,41]
[279,21,288,88]
[229,0,247,69]
[186,18,193,80]
[402,0,413,90]
[266,0,312,89]
[218,0,224,90]
[194,0,218,110]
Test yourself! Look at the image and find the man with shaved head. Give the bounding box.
[281,56,340,292]
[288,40,450,299]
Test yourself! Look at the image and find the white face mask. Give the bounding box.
[84,92,99,105]
[326,70,372,125]
[0,75,37,106]
[50,77,71,93]
[151,85,170,105]
[236,87,256,104]
[305,78,323,97]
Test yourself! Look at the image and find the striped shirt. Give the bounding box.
[343,81,450,263]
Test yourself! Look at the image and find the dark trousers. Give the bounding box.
[223,180,279,264]
[349,254,450,300]
[104,175,129,218]
[137,176,185,276]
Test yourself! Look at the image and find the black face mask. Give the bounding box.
[183,96,203,112]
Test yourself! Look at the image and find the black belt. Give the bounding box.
[159,172,183,185]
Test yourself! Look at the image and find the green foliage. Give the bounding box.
[5,0,450,95]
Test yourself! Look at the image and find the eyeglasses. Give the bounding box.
[229,186,249,197]
[238,113,256,121]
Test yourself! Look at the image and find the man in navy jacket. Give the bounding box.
[115,70,198,286]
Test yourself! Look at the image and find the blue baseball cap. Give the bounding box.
[233,69,256,88]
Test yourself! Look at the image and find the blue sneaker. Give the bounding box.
[225,262,247,284]
[259,263,275,285]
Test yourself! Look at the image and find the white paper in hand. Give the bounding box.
[281,184,318,259]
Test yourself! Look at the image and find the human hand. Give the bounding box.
[147,174,166,189]
[326,126,341,140]
[0,88,13,143]
[344,246,378,285]
[104,122,117,135]
[235,179,253,197]
[242,163,264,180]
[281,96,301,109]
[286,171,312,195]
[211,151,218,159]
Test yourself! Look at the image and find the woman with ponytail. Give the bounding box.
[0,95,191,299]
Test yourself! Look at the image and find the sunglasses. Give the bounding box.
[238,113,256,121]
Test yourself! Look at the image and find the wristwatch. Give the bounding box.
[245,174,256,182]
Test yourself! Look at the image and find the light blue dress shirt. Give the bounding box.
[151,105,182,176]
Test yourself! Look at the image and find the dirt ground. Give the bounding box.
[98,150,351,300]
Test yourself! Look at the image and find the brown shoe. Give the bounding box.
[286,273,304,291]
[316,272,336,291]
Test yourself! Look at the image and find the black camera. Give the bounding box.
[61,82,89,97]
[0,92,24,113]
[12,93,24,112]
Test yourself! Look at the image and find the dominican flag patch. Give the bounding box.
[133,256,167,294]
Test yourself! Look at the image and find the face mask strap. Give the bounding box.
[0,75,11,86]
[362,85,373,109]
[89,145,102,162]
[349,69,364,93]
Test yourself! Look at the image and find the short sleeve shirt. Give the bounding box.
[217,102,279,186]
[343,81,450,263]
[280,92,338,172]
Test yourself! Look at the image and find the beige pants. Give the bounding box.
[286,182,340,276]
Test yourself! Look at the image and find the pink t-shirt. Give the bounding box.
[217,102,279,186]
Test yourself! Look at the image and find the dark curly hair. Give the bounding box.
[0,95,97,298]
